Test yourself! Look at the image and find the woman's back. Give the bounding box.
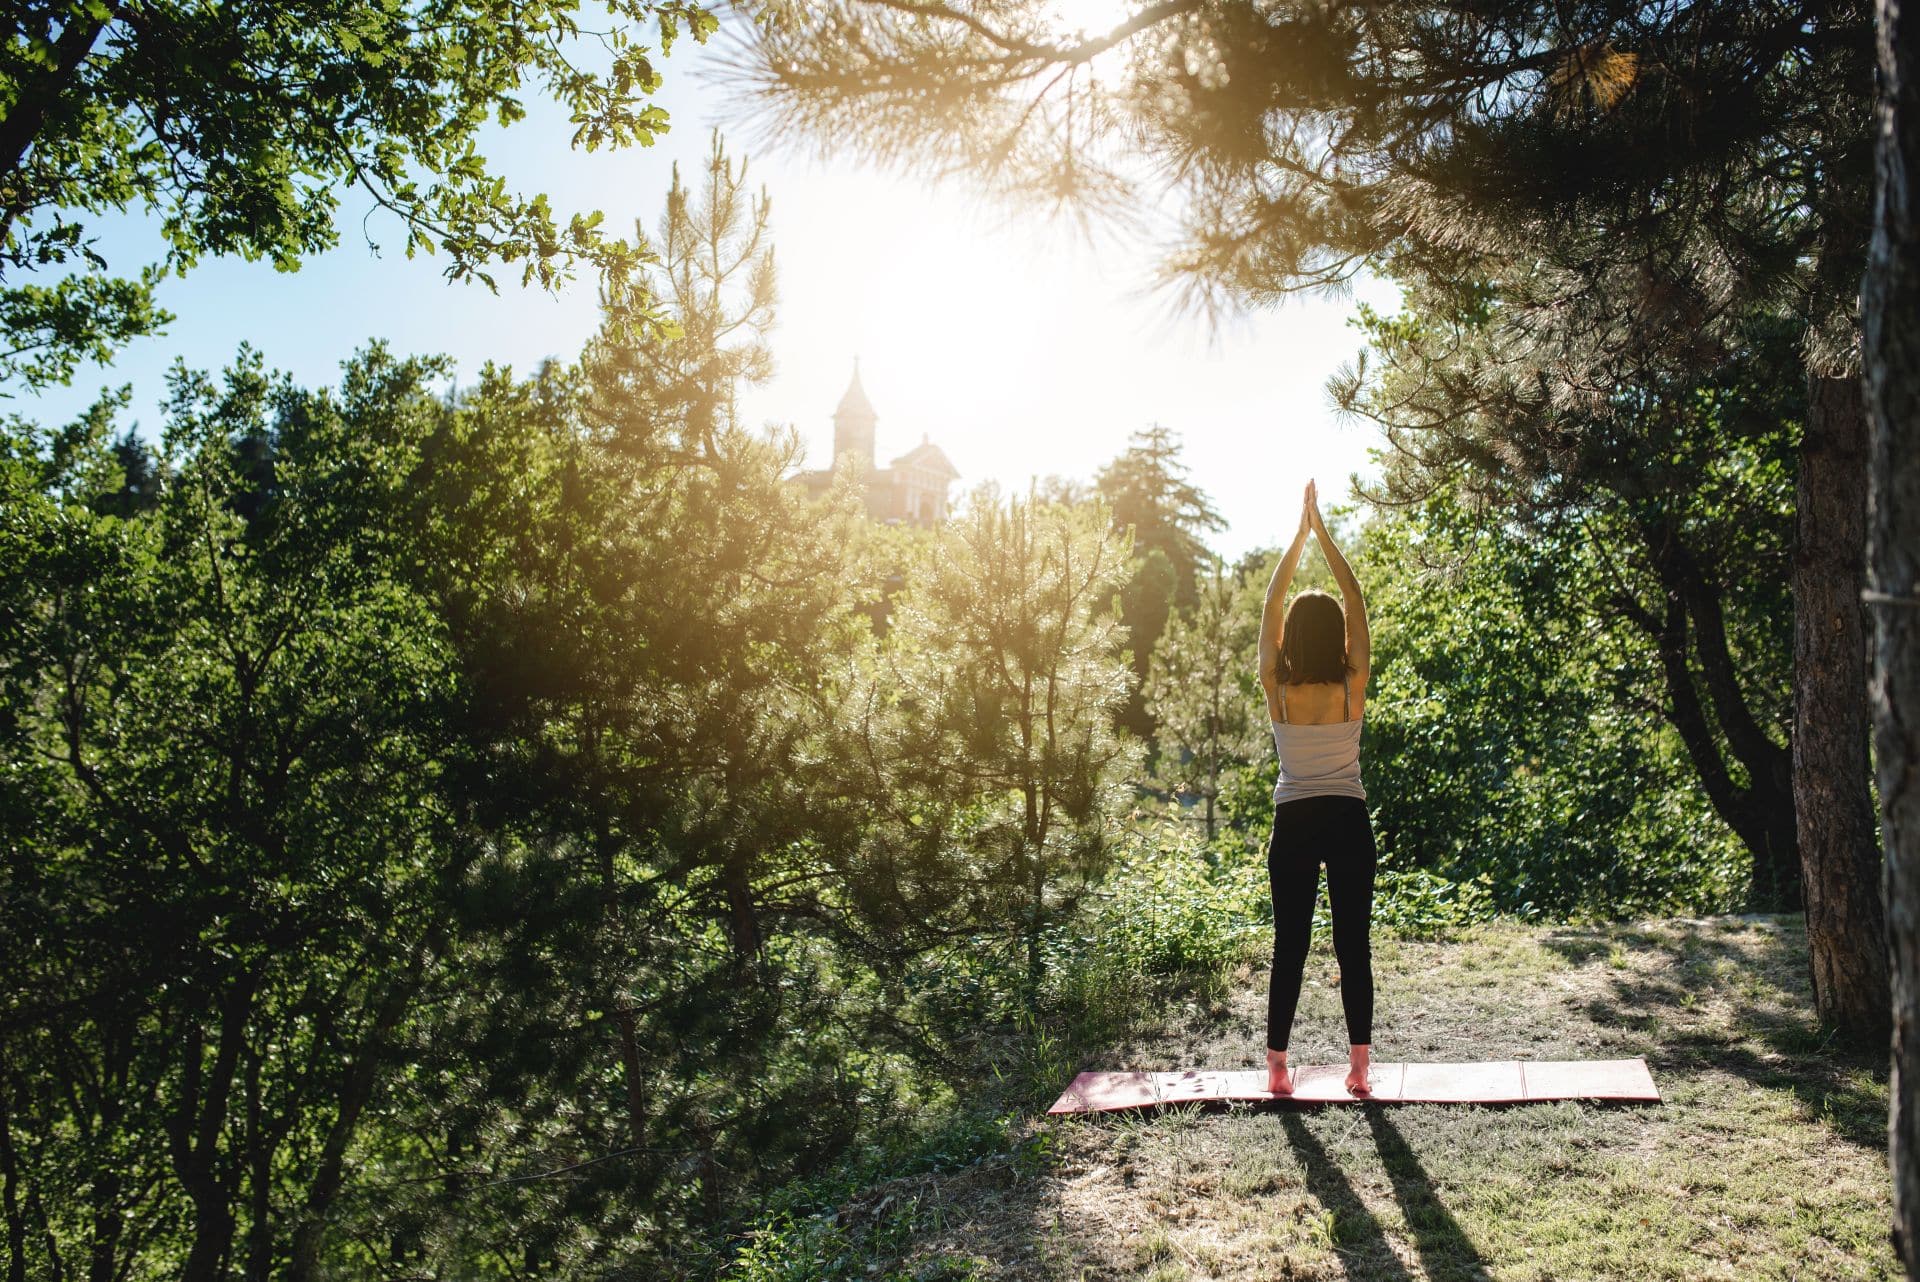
[1275,673,1366,725]
[1271,671,1366,804]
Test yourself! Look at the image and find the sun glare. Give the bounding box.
[1043,0,1137,83]
[737,157,1397,564]
[1047,0,1130,35]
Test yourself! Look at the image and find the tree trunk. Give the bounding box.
[174,975,256,1282]
[597,825,650,1151]
[285,972,417,1282]
[0,1065,24,1282]
[613,1006,649,1150]
[1865,0,1920,1263]
[724,851,762,965]
[1633,516,1800,907]
[1794,371,1891,1043]
[1027,856,1047,993]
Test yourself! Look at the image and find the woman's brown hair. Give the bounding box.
[1277,589,1350,684]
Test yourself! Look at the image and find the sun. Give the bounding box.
[1042,0,1139,83]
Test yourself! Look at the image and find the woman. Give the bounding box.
[1256,478,1377,1096]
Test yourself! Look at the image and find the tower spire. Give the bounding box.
[833,358,877,470]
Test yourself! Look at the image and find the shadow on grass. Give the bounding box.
[868,913,1881,1277]
[1272,1101,1496,1282]
[1538,915,1889,1152]
[1363,1107,1496,1282]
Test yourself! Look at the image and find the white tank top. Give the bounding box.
[1270,671,1366,804]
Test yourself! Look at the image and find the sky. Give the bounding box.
[12,7,1399,566]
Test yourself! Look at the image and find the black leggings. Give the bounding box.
[1266,794,1377,1053]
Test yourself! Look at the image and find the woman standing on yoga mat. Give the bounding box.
[1257,478,1377,1096]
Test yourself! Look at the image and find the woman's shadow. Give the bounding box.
[1274,1100,1495,1281]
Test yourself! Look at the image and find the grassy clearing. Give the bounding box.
[777,913,1896,1281]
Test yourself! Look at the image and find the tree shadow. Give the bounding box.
[1537,916,1888,1151]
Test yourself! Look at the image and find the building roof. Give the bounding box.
[890,434,960,478]
[834,362,877,422]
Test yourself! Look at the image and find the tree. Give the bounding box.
[0,125,893,1277]
[1350,480,1752,918]
[1865,0,1920,1262]
[381,131,879,1270]
[1144,555,1261,839]
[1094,423,1226,607]
[1112,543,1176,740]
[0,343,473,1281]
[720,0,1889,1042]
[869,487,1142,991]
[1337,293,1802,911]
[0,0,717,390]
[1093,423,1225,739]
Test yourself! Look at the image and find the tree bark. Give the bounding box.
[724,851,762,965]
[596,824,650,1152]
[1795,371,1891,1042]
[0,1063,24,1282]
[1865,0,1920,1263]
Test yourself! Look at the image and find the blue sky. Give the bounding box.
[11,8,1397,564]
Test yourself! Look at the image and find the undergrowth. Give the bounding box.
[706,804,1508,1279]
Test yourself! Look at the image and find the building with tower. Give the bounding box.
[791,361,960,527]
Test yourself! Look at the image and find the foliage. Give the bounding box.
[1090,424,1224,740]
[1055,815,1268,984]
[0,128,879,1279]
[1144,555,1263,838]
[1258,488,1748,919]
[1094,423,1226,607]
[850,485,1144,991]
[1,341,473,1280]
[0,120,1159,1278]
[1340,289,1803,905]
[370,133,878,1274]
[0,0,719,390]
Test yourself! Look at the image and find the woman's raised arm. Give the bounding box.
[1309,490,1370,677]
[1257,483,1316,721]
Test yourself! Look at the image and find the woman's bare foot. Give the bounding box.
[1346,1044,1372,1094]
[1267,1048,1294,1095]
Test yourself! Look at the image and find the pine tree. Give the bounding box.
[872,486,1143,992]
[1093,424,1226,740]
[1144,557,1263,839]
[1094,424,1226,608]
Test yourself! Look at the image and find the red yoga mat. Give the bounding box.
[1046,1057,1660,1114]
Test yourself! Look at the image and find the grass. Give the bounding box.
[763,912,1897,1280]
